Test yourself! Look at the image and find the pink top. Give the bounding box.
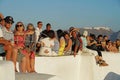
[14,35,25,48]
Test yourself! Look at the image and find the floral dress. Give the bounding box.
[25,32,36,59]
[14,34,27,62]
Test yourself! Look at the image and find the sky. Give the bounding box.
[0,0,120,31]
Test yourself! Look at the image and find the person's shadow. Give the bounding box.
[104,72,120,80]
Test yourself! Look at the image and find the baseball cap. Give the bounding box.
[4,16,14,24]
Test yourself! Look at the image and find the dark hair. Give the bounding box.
[46,23,51,27]
[37,21,42,24]
[47,30,55,39]
[90,33,96,39]
[106,40,111,45]
[64,31,70,37]
[15,21,25,31]
[103,35,107,38]
[77,32,81,37]
[57,29,64,41]
[97,34,103,39]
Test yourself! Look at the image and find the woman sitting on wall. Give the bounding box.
[38,30,57,56]
[13,22,30,72]
[56,29,65,56]
[63,31,72,55]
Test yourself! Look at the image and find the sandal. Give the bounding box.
[98,60,108,66]
[95,55,100,65]
[15,69,18,72]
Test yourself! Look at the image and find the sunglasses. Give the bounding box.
[16,25,23,27]
[6,22,13,24]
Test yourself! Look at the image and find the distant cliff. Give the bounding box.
[79,27,113,37]
[110,30,120,41]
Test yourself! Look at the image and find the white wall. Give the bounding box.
[93,52,120,80]
[35,52,120,80]
[0,61,15,80]
[1,51,120,80]
[35,56,81,80]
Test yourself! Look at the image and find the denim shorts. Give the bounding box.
[0,44,5,54]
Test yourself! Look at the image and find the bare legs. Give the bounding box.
[4,45,13,60]
[30,58,35,72]
[12,48,18,72]
[20,57,27,73]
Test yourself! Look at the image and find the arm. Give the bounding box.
[64,39,72,51]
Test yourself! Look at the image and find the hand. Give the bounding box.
[44,49,49,54]
[4,40,11,46]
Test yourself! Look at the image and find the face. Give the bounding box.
[116,40,120,45]
[71,31,77,38]
[38,23,43,29]
[5,22,12,29]
[112,42,116,47]
[65,34,70,40]
[27,24,34,31]
[46,26,51,31]
[99,37,103,41]
[108,41,112,45]
[16,22,24,31]
[0,19,5,26]
[104,36,108,41]
[101,41,106,47]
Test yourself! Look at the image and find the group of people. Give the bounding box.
[86,34,120,66]
[0,13,120,73]
[0,14,36,73]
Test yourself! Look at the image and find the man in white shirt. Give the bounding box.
[0,13,5,55]
[1,16,14,61]
[35,21,43,42]
[0,28,3,37]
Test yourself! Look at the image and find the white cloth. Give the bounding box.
[81,36,87,49]
[35,27,42,42]
[39,37,55,56]
[0,27,3,37]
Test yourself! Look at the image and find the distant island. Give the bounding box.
[77,26,120,41]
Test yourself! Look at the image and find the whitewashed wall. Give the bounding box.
[0,51,120,80]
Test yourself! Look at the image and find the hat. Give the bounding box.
[69,27,75,32]
[4,16,14,24]
[83,30,88,37]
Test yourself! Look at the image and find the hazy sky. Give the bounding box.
[0,0,120,31]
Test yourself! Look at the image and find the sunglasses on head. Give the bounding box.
[16,24,23,27]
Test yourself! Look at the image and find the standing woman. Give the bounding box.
[25,23,36,72]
